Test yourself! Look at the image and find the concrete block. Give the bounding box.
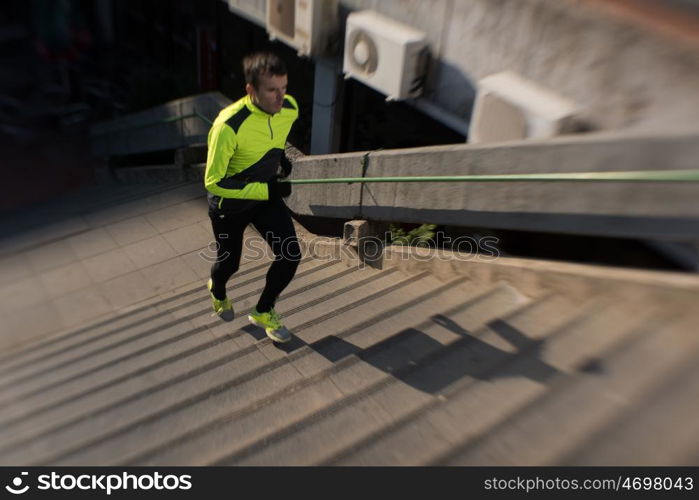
[342,220,391,269]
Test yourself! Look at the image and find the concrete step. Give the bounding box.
[121,276,491,465]
[0,258,348,438]
[315,292,586,465]
[0,257,331,417]
[0,251,275,373]
[124,283,527,466]
[559,351,699,465]
[0,253,281,386]
[323,290,662,465]
[0,183,213,352]
[0,264,412,464]
[431,303,694,465]
[221,293,586,465]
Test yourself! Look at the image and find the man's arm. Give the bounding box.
[204,122,270,200]
[279,151,293,178]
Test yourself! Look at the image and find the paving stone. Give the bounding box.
[161,223,213,256]
[26,239,80,273]
[104,216,158,247]
[52,287,113,329]
[100,270,159,311]
[123,235,177,269]
[139,257,199,296]
[39,261,94,298]
[82,247,137,283]
[0,254,33,287]
[66,228,119,260]
[146,200,208,234]
[0,275,47,314]
[179,249,212,279]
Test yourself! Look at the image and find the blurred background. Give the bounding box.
[0,0,698,467]
[2,0,699,267]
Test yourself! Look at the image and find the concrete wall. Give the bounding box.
[287,131,699,240]
[290,151,366,219]
[225,0,699,135]
[437,0,699,134]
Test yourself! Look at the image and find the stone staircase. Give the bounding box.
[0,178,697,466]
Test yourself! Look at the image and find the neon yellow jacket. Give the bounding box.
[204,93,298,211]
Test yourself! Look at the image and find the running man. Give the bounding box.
[204,52,300,343]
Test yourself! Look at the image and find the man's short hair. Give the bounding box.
[243,52,287,88]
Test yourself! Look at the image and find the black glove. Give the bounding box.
[279,153,293,179]
[268,176,292,199]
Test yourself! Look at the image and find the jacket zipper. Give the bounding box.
[268,117,273,140]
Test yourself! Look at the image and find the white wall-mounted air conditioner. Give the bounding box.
[266,0,338,57]
[469,71,580,143]
[343,10,429,101]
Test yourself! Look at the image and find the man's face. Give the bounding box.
[247,73,288,115]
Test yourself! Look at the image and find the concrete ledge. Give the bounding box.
[111,165,204,184]
[175,143,208,168]
[295,231,699,301]
[286,131,699,240]
[90,92,231,157]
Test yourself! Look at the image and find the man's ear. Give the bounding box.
[245,83,254,97]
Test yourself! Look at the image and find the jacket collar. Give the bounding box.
[244,95,274,117]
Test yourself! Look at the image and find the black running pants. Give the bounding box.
[208,199,301,312]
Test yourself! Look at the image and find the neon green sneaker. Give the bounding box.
[248,308,291,343]
[207,279,234,321]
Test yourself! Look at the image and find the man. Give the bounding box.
[204,52,301,343]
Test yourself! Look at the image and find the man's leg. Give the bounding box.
[251,200,301,313]
[208,211,247,301]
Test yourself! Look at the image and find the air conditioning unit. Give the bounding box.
[343,10,429,101]
[266,0,338,57]
[469,71,580,143]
